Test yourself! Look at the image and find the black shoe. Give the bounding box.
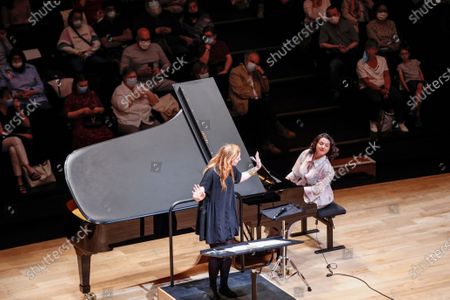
[219,286,238,298]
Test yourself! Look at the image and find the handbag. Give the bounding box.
[152,93,180,121]
[24,160,56,188]
[378,110,394,132]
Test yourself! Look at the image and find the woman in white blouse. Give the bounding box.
[286,133,338,209]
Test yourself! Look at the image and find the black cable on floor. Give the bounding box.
[314,223,394,300]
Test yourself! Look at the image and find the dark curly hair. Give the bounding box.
[308,133,339,160]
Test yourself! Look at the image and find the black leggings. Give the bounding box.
[208,240,234,289]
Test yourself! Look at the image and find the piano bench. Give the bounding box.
[332,156,376,178]
[314,202,346,254]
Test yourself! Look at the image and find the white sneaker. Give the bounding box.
[399,123,409,132]
[369,121,378,133]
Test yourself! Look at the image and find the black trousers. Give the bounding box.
[361,86,405,122]
[208,239,234,289]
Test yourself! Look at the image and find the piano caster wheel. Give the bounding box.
[83,292,96,300]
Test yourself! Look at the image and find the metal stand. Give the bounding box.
[270,219,312,292]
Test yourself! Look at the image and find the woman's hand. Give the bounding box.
[192,184,206,202]
[92,107,103,114]
[82,107,93,116]
[253,151,262,170]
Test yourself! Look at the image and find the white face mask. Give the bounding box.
[106,11,116,19]
[329,16,340,24]
[12,62,23,69]
[147,1,162,16]
[246,62,257,73]
[138,41,151,50]
[198,72,209,79]
[72,20,82,28]
[204,37,215,44]
[377,12,388,21]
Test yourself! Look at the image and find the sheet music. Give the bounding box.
[248,239,290,248]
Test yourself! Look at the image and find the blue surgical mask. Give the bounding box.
[362,51,368,63]
[126,77,138,87]
[78,86,88,94]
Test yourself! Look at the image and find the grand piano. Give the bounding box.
[65,78,317,299]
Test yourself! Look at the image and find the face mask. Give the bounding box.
[106,11,116,19]
[377,12,388,21]
[78,86,88,94]
[72,20,82,28]
[204,37,214,44]
[147,2,162,16]
[329,16,340,24]
[246,62,257,73]
[5,98,13,107]
[362,51,368,63]
[198,72,209,79]
[12,62,23,69]
[139,41,151,50]
[126,77,138,87]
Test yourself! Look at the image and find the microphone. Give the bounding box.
[272,206,287,220]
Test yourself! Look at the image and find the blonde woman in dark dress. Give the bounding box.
[192,144,261,299]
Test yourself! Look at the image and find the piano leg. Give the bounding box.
[76,249,93,295]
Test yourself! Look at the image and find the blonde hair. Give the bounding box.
[204,144,241,191]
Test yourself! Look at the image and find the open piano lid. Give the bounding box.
[65,78,265,224]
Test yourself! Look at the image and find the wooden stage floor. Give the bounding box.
[1,174,449,300]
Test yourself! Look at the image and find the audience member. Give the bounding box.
[366,3,400,72]
[93,2,133,62]
[57,9,107,75]
[0,26,12,68]
[64,76,113,149]
[341,0,373,34]
[319,5,359,100]
[0,49,49,108]
[2,0,31,26]
[111,68,161,135]
[0,88,39,194]
[303,0,330,24]
[229,51,295,154]
[199,26,232,98]
[133,0,189,57]
[397,45,425,127]
[0,49,54,163]
[356,39,408,133]
[180,0,212,43]
[120,27,175,95]
[74,0,105,25]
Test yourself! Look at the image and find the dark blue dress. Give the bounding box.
[195,166,242,245]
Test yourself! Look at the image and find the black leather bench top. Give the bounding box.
[317,202,346,218]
